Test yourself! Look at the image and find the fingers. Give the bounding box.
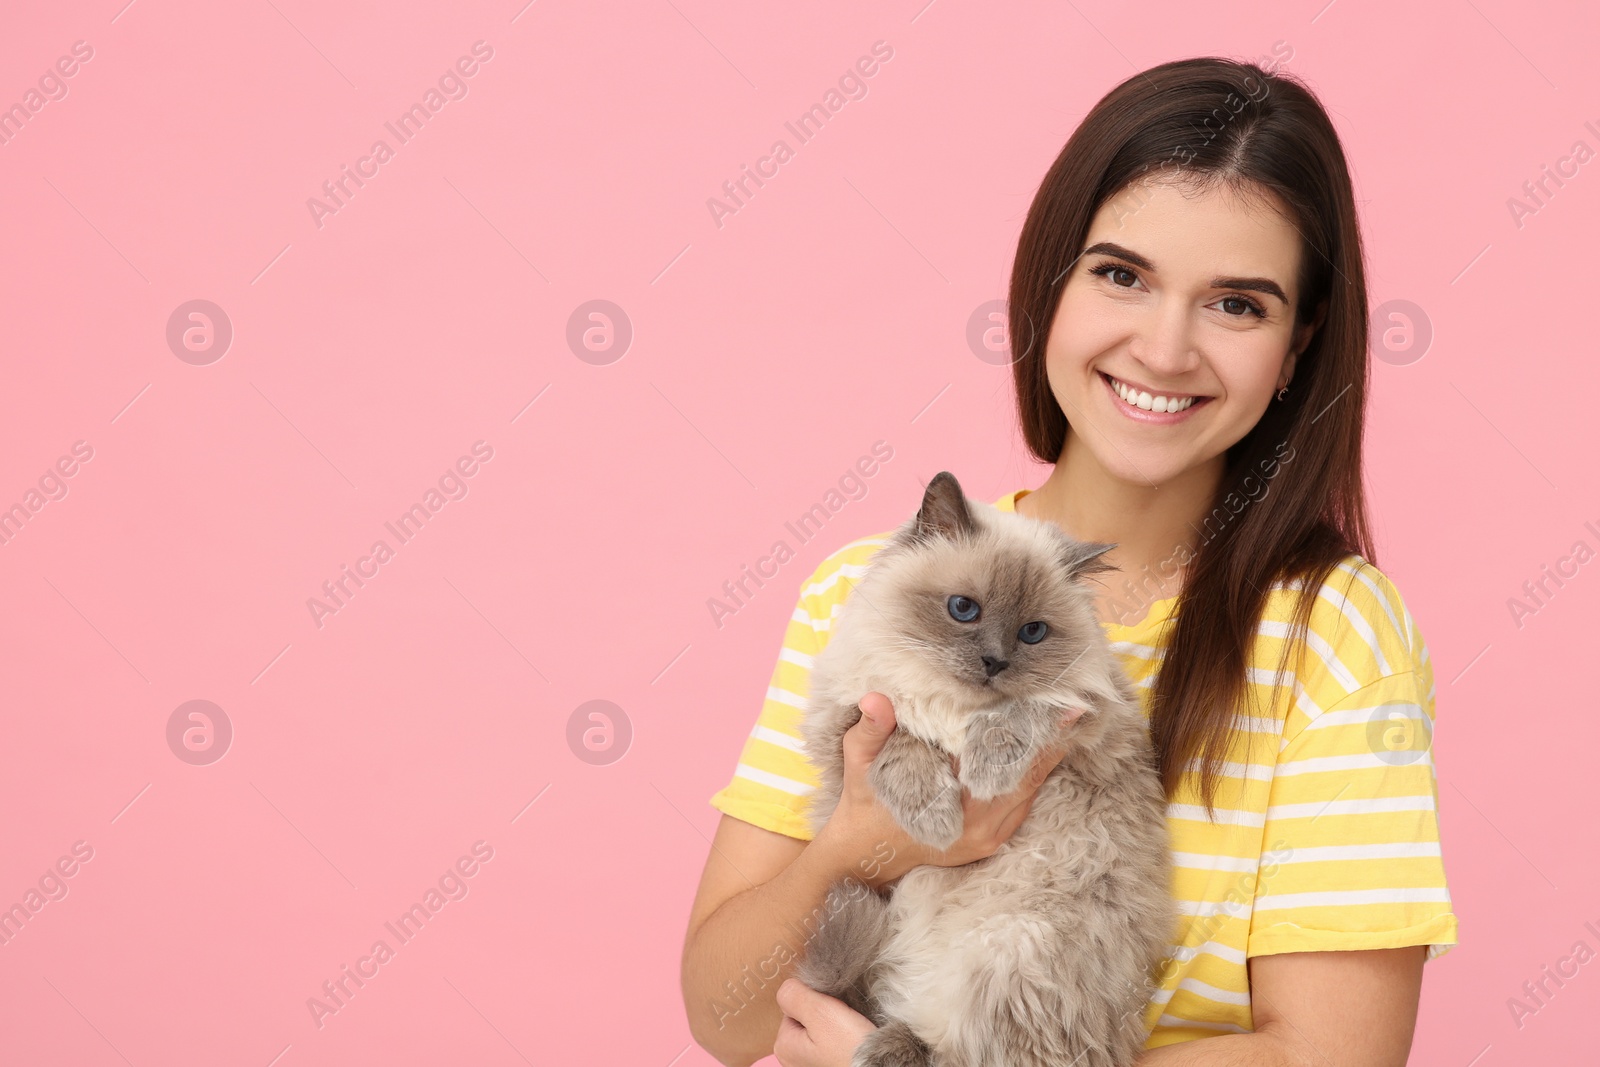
[774,979,877,1067]
[991,737,1064,806]
[858,691,897,730]
[1025,709,1079,787]
[773,1013,809,1067]
[777,977,864,1028]
[997,788,1037,840]
[842,693,897,767]
[1030,736,1070,789]
[775,977,812,1019]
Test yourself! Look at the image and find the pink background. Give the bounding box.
[0,1,1594,1063]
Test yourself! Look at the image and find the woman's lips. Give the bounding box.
[1100,371,1213,424]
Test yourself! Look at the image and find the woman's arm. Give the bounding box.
[680,814,859,1067]
[682,694,1072,1067]
[769,945,1425,1067]
[682,698,916,1066]
[1135,946,1426,1066]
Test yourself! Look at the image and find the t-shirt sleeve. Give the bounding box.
[1248,570,1459,963]
[707,561,833,841]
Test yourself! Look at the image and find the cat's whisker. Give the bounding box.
[1047,643,1093,687]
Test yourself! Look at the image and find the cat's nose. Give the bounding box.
[981,655,1010,678]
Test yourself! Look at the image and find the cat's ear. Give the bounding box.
[1060,538,1117,581]
[909,471,977,543]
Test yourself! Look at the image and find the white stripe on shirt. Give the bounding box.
[749,724,805,753]
[1254,887,1452,911]
[734,762,815,795]
[1265,795,1438,820]
[1271,842,1442,863]
[1259,618,1361,693]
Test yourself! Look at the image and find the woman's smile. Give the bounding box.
[1097,370,1214,423]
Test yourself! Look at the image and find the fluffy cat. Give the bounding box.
[794,471,1173,1067]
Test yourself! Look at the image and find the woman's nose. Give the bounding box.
[1129,303,1200,376]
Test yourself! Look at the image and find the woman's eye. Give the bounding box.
[1018,621,1049,644]
[1088,263,1143,290]
[1218,295,1266,318]
[947,595,980,622]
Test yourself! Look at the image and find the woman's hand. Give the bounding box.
[813,691,1074,889]
[773,978,875,1067]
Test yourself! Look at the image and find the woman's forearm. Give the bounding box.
[1137,1028,1304,1065]
[682,828,873,1067]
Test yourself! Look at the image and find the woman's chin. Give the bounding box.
[1093,443,1198,487]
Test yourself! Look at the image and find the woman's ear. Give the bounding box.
[1292,300,1329,359]
[1278,350,1297,392]
[1281,299,1328,390]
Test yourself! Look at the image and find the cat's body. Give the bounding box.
[795,472,1173,1067]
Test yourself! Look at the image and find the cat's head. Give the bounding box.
[862,471,1118,707]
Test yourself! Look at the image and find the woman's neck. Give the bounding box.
[1017,433,1223,627]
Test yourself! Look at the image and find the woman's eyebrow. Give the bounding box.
[1080,241,1289,306]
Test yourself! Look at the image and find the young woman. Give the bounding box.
[681,57,1457,1066]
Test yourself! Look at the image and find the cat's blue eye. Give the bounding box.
[947,595,980,622]
[1018,621,1049,644]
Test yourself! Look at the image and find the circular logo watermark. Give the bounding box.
[1370,299,1432,366]
[1364,705,1432,766]
[566,300,633,366]
[966,703,1068,777]
[566,699,632,765]
[167,699,233,766]
[166,300,233,366]
[966,299,1033,367]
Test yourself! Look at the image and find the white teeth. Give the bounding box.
[1109,375,1197,413]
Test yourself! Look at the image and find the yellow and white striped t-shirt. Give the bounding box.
[709,487,1459,1046]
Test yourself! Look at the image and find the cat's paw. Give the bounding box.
[868,740,964,851]
[889,779,963,851]
[958,707,1038,800]
[852,1019,932,1067]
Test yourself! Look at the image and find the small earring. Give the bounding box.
[1277,386,1289,402]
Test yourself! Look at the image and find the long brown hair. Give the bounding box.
[1008,57,1376,816]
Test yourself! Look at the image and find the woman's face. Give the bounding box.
[1044,178,1317,487]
